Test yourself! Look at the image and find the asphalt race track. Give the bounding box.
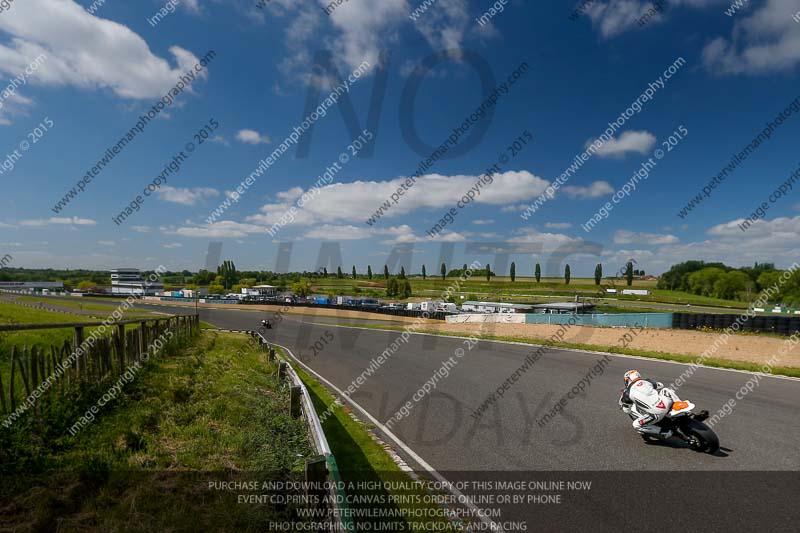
[138,302,800,530]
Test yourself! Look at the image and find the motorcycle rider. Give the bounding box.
[619,369,680,437]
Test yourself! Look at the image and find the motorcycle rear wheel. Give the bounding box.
[680,417,720,454]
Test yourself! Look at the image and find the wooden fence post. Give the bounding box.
[305,455,328,512]
[290,386,302,418]
[74,326,85,378]
[138,322,146,362]
[116,324,126,372]
[17,347,31,398]
[0,367,6,414]
[9,346,16,411]
[278,362,287,381]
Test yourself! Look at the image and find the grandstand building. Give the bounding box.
[110,268,164,296]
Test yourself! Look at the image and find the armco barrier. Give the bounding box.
[525,312,674,328]
[253,332,352,532]
[671,312,800,336]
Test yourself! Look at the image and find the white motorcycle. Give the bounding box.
[620,388,720,454]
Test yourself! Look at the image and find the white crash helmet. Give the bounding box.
[624,369,642,387]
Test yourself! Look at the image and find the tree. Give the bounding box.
[594,263,602,285]
[77,280,96,290]
[323,267,328,278]
[400,279,412,299]
[687,267,726,296]
[486,263,492,282]
[386,277,399,297]
[421,264,426,280]
[217,260,238,289]
[352,265,357,279]
[337,266,343,279]
[535,263,541,283]
[292,279,312,297]
[757,270,782,292]
[510,262,516,282]
[367,265,373,280]
[713,271,751,300]
[399,266,406,279]
[208,284,225,294]
[462,263,468,273]
[565,264,571,285]
[625,261,634,286]
[384,265,389,280]
[656,260,728,291]
[441,262,446,281]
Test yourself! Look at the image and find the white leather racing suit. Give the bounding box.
[620,379,680,435]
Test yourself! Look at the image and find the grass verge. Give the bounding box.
[0,331,313,531]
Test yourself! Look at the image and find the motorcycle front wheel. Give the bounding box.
[680,417,720,454]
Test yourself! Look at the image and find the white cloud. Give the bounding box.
[545,222,573,229]
[593,131,656,157]
[303,224,374,240]
[157,186,220,206]
[0,91,34,126]
[0,0,205,100]
[472,219,494,225]
[235,129,271,145]
[183,0,201,13]
[132,225,151,233]
[703,0,800,74]
[210,135,229,146]
[166,221,266,238]
[500,204,529,213]
[324,0,407,72]
[20,216,97,227]
[614,229,679,245]
[97,240,116,246]
[563,180,614,199]
[247,171,550,227]
[410,0,470,57]
[162,242,183,248]
[586,0,662,38]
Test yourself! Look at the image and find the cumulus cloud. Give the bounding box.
[472,219,494,225]
[20,216,97,227]
[703,0,800,74]
[614,229,679,245]
[586,0,662,38]
[246,171,550,227]
[545,222,573,229]
[303,224,375,240]
[235,129,271,145]
[500,204,529,213]
[324,0,409,72]
[592,130,656,157]
[157,186,220,206]
[563,180,615,199]
[165,221,266,238]
[0,0,205,100]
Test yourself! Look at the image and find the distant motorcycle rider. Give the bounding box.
[619,369,680,437]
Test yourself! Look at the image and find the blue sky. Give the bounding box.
[1,0,799,275]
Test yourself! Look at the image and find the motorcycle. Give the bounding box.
[620,388,720,454]
[260,319,272,330]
